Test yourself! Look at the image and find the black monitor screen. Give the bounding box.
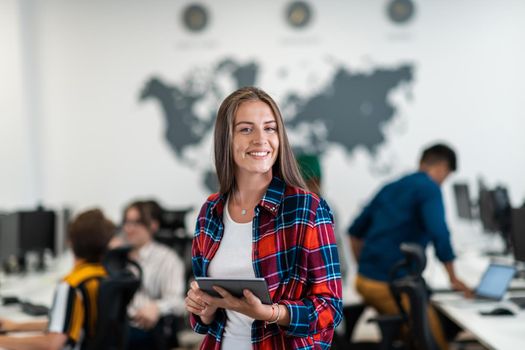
[511,208,525,262]
[479,189,498,232]
[18,210,56,254]
[492,186,511,234]
[453,183,472,220]
[160,209,191,231]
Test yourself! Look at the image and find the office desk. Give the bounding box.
[0,252,72,318]
[426,233,525,350]
[0,253,72,350]
[433,293,525,350]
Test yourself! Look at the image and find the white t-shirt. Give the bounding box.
[208,201,255,350]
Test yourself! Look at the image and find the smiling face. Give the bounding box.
[232,100,279,178]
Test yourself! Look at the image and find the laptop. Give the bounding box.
[474,264,516,301]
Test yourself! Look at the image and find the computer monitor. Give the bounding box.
[478,186,513,255]
[492,186,512,233]
[0,213,19,266]
[478,189,498,232]
[478,187,510,233]
[511,208,525,263]
[17,210,56,255]
[453,183,473,220]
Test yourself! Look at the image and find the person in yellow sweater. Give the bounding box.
[0,209,115,350]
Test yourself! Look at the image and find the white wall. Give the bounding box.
[0,0,37,209]
[2,0,525,232]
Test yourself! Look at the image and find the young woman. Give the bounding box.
[185,87,342,349]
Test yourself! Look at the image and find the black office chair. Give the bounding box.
[86,246,142,350]
[153,208,194,288]
[152,208,193,349]
[384,243,439,350]
[151,314,183,350]
[105,245,183,350]
[336,244,438,350]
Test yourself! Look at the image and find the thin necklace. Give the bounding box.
[234,191,248,215]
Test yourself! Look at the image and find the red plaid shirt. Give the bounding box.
[190,177,343,349]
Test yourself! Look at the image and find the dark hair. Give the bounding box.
[143,200,163,225]
[214,86,306,195]
[123,200,163,230]
[420,143,457,171]
[68,209,115,263]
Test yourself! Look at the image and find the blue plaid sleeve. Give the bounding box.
[189,203,211,334]
[280,198,343,338]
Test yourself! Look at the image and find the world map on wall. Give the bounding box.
[139,59,414,192]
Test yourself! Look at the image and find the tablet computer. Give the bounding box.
[196,277,272,305]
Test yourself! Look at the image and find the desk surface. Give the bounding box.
[433,293,525,350]
[0,251,73,320]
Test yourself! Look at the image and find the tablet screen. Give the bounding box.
[196,277,272,305]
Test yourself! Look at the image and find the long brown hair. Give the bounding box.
[214,87,306,195]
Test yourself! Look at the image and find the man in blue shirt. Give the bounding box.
[348,143,471,350]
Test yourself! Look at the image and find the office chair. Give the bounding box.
[153,207,193,288]
[386,243,439,350]
[86,246,142,350]
[337,244,438,350]
[103,246,182,350]
[333,301,410,350]
[150,314,183,350]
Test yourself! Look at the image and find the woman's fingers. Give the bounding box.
[190,280,200,290]
[186,287,209,309]
[243,289,261,305]
[212,285,232,298]
[185,296,206,310]
[186,304,205,315]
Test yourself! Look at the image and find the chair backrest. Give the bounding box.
[85,247,142,350]
[389,243,438,350]
[153,208,193,290]
[392,279,437,350]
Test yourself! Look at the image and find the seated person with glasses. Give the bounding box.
[119,200,185,350]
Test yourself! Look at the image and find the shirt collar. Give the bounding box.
[137,240,154,260]
[210,176,286,218]
[72,260,103,270]
[259,176,285,216]
[416,170,439,185]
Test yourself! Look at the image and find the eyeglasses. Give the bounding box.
[122,220,145,228]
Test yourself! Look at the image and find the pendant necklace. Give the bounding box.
[235,191,248,215]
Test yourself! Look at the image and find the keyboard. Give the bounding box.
[1,296,20,305]
[508,296,525,309]
[20,302,50,316]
